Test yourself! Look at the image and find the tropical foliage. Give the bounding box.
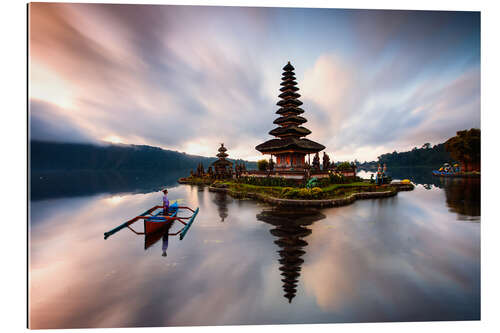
[257,159,269,171]
[336,161,354,171]
[238,176,299,187]
[444,128,480,171]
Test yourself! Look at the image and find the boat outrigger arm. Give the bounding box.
[104,205,199,240]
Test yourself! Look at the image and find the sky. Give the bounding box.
[28,3,480,162]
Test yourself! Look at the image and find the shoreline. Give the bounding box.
[431,173,480,178]
[178,177,414,208]
[208,183,413,208]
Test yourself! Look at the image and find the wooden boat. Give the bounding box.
[104,201,199,240]
[144,202,179,234]
[432,170,457,176]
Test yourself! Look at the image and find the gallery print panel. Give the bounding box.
[28,2,480,329]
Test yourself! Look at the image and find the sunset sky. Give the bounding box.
[29,3,480,162]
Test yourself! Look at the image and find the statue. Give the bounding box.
[322,152,330,170]
[269,157,275,171]
[208,166,214,178]
[376,164,382,185]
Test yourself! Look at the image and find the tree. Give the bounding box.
[444,128,480,171]
[257,159,269,171]
[336,161,352,171]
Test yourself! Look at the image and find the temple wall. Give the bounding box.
[243,170,355,180]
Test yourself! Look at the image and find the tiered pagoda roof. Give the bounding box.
[212,143,232,167]
[256,62,325,154]
[216,143,228,159]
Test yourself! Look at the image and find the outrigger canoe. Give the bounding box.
[104,202,199,240]
[144,202,179,234]
[432,170,459,176]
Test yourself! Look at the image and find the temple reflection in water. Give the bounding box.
[212,192,230,222]
[257,208,325,303]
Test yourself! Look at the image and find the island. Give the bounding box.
[178,62,414,207]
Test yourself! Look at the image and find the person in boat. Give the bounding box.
[162,188,170,216]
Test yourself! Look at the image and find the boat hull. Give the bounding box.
[144,203,179,235]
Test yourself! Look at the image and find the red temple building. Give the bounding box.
[255,62,325,171]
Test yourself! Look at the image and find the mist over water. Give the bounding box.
[29,168,480,328]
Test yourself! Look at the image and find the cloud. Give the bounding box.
[29,99,97,144]
[29,4,480,162]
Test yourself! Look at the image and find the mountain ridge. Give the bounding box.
[30,140,257,172]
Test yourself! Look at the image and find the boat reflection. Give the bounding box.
[144,223,174,256]
[257,208,326,303]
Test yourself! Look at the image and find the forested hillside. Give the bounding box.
[30,141,256,171]
[358,143,451,169]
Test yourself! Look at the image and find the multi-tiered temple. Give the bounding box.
[211,143,233,179]
[256,62,325,171]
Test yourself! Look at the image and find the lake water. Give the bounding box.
[28,168,480,328]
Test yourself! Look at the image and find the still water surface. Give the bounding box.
[29,168,480,328]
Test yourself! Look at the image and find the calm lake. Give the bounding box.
[28,168,480,328]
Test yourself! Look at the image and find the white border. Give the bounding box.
[2,0,499,332]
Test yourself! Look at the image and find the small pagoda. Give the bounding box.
[211,143,233,179]
[255,62,325,171]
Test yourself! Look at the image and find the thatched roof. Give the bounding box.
[277,99,303,107]
[269,125,311,137]
[273,115,307,125]
[279,85,299,92]
[211,159,233,167]
[256,137,325,153]
[216,152,228,158]
[280,80,297,86]
[278,91,301,99]
[283,62,295,71]
[276,107,304,115]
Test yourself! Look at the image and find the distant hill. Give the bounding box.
[358,143,452,169]
[30,140,256,172]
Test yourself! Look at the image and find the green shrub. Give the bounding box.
[318,178,331,187]
[329,172,345,184]
[298,188,311,198]
[311,187,323,195]
[283,188,301,198]
[238,176,299,187]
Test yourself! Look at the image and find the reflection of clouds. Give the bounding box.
[29,184,480,328]
[29,186,278,328]
[301,186,479,321]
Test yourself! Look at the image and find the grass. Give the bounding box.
[180,176,213,185]
[213,180,390,200]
